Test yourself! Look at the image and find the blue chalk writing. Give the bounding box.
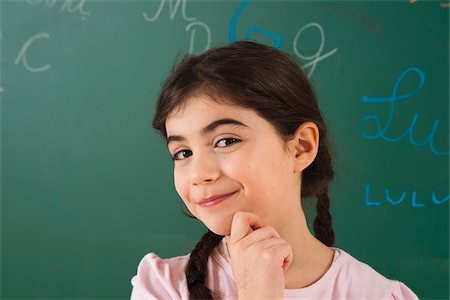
[432,190,450,204]
[229,1,337,78]
[229,0,249,43]
[246,26,283,48]
[385,189,407,205]
[365,184,382,206]
[360,67,449,156]
[411,191,426,208]
[229,0,283,48]
[365,183,448,207]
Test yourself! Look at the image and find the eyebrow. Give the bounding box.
[166,118,248,145]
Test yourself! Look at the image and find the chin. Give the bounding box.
[200,213,234,236]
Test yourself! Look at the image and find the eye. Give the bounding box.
[172,149,192,161]
[216,138,240,148]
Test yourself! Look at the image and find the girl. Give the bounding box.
[131,41,418,299]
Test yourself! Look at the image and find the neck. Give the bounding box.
[267,202,335,289]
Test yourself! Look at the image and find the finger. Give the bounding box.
[269,243,293,272]
[248,238,293,271]
[238,225,281,248]
[229,211,264,244]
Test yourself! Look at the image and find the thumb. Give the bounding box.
[229,211,264,244]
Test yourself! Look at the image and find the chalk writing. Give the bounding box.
[246,26,282,48]
[186,21,211,54]
[360,67,449,156]
[229,0,337,77]
[15,32,51,73]
[365,183,449,207]
[293,23,338,78]
[143,0,195,22]
[26,0,90,20]
[143,0,210,54]
[229,0,283,48]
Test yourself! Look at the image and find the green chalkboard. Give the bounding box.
[1,0,448,299]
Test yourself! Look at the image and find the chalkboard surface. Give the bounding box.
[1,0,448,299]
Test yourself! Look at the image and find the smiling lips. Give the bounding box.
[198,191,237,208]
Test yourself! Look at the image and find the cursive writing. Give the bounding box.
[26,0,90,20]
[229,0,337,78]
[15,32,51,73]
[360,67,449,156]
[293,22,338,78]
[143,0,210,54]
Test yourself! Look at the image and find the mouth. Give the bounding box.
[198,191,237,208]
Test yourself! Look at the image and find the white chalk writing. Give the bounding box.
[143,0,211,54]
[15,32,51,73]
[293,22,338,78]
[26,0,90,20]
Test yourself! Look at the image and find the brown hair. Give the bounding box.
[152,41,335,300]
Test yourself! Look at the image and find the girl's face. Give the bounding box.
[165,94,302,235]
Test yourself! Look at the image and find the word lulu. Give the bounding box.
[364,183,449,207]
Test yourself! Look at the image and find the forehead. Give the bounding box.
[165,94,258,132]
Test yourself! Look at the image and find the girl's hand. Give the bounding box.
[226,211,293,300]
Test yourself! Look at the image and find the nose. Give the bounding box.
[189,152,220,185]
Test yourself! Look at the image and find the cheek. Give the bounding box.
[226,147,291,196]
[173,169,190,204]
[220,155,251,183]
[221,153,267,202]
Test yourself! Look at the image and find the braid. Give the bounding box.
[302,123,335,247]
[185,230,223,300]
[313,192,335,246]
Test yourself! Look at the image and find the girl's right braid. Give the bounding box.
[185,230,223,300]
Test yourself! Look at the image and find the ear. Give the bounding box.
[289,122,319,173]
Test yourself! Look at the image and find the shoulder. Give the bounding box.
[333,248,418,300]
[130,239,237,300]
[130,252,190,300]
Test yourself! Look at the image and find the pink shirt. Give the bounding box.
[131,238,418,299]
